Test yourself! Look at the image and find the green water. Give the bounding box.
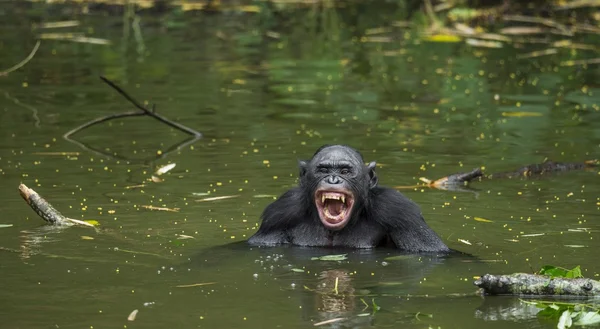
[1,2,599,328]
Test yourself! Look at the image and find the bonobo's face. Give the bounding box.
[300,145,378,230]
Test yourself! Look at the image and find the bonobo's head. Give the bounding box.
[299,145,378,230]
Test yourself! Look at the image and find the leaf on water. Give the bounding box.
[557,309,572,329]
[474,217,493,223]
[0,224,13,228]
[81,236,94,240]
[564,245,586,248]
[423,34,462,43]
[176,234,195,240]
[575,311,600,326]
[151,176,163,183]
[458,239,472,245]
[127,309,139,322]
[139,205,180,212]
[520,233,545,237]
[125,184,146,189]
[454,23,476,35]
[357,313,370,317]
[192,192,210,196]
[501,111,544,117]
[155,163,176,175]
[465,38,503,48]
[272,98,317,106]
[84,220,100,226]
[236,5,261,13]
[419,177,433,184]
[500,27,546,35]
[196,195,239,202]
[314,318,346,326]
[311,254,348,261]
[517,48,558,59]
[38,20,80,29]
[32,152,80,156]
[561,58,600,66]
[291,268,305,273]
[176,282,217,288]
[253,194,277,198]
[39,33,111,45]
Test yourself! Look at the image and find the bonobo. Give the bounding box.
[248,145,449,252]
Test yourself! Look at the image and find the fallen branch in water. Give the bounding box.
[474,273,600,296]
[398,159,599,192]
[0,40,41,76]
[18,184,94,227]
[63,76,202,161]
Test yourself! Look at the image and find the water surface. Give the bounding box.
[1,2,599,328]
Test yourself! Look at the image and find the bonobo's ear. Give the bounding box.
[298,160,308,178]
[367,161,378,188]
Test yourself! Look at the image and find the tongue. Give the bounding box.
[326,199,345,216]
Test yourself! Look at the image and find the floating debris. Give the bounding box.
[155,163,176,176]
[139,205,180,212]
[127,309,138,321]
[175,282,217,288]
[196,195,240,202]
[465,38,503,48]
[37,21,80,29]
[314,318,346,326]
[458,239,472,245]
[311,254,348,261]
[517,48,558,59]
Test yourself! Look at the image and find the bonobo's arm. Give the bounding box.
[247,188,306,246]
[369,187,449,252]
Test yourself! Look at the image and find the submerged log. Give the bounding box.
[474,273,600,296]
[18,184,93,227]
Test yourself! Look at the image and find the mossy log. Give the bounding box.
[474,273,600,296]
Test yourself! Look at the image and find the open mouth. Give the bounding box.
[315,189,355,230]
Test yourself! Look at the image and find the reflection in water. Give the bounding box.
[316,269,355,315]
[19,226,67,260]
[474,297,540,322]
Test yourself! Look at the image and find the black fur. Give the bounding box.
[248,145,449,252]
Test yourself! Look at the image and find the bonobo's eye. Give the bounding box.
[318,167,329,174]
[340,168,350,175]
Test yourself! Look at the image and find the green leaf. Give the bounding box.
[537,305,564,319]
[311,254,348,261]
[557,310,572,329]
[539,265,583,278]
[291,268,305,273]
[575,311,600,326]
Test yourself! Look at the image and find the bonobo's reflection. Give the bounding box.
[316,269,355,314]
[191,244,473,327]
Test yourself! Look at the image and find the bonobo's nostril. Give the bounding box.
[327,175,341,184]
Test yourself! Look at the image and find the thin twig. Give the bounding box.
[98,76,203,137]
[64,110,145,138]
[63,76,202,162]
[0,40,41,76]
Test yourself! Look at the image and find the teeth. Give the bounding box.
[322,195,325,203]
[341,195,345,204]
